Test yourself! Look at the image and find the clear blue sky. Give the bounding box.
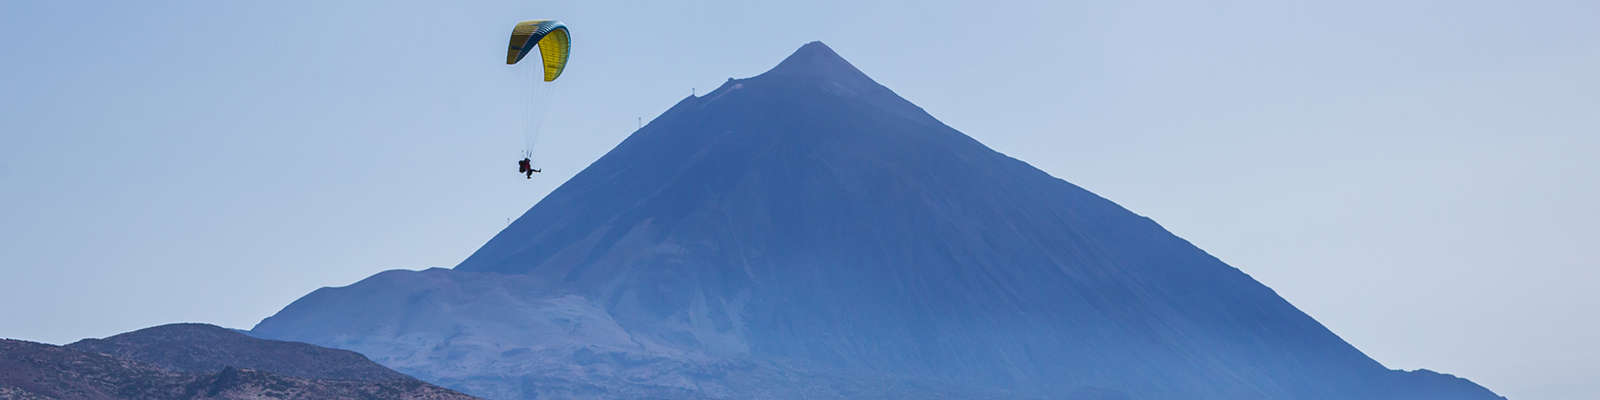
[2,1,1595,398]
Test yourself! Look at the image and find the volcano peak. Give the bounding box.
[756,41,876,87]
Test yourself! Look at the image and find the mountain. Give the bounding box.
[252,41,1503,399]
[1,325,476,400]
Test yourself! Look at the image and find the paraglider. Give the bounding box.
[518,157,540,179]
[506,20,570,178]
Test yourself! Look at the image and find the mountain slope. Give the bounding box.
[254,41,1502,399]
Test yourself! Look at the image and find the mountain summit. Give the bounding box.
[761,41,878,85]
[254,41,1502,399]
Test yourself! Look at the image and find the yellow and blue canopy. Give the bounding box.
[506,20,570,82]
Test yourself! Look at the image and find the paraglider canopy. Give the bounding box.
[506,20,571,82]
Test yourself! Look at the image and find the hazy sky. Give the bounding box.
[2,1,1595,398]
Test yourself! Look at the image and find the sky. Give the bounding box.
[2,0,1595,398]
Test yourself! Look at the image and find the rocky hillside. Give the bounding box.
[1,325,476,400]
[67,323,411,382]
